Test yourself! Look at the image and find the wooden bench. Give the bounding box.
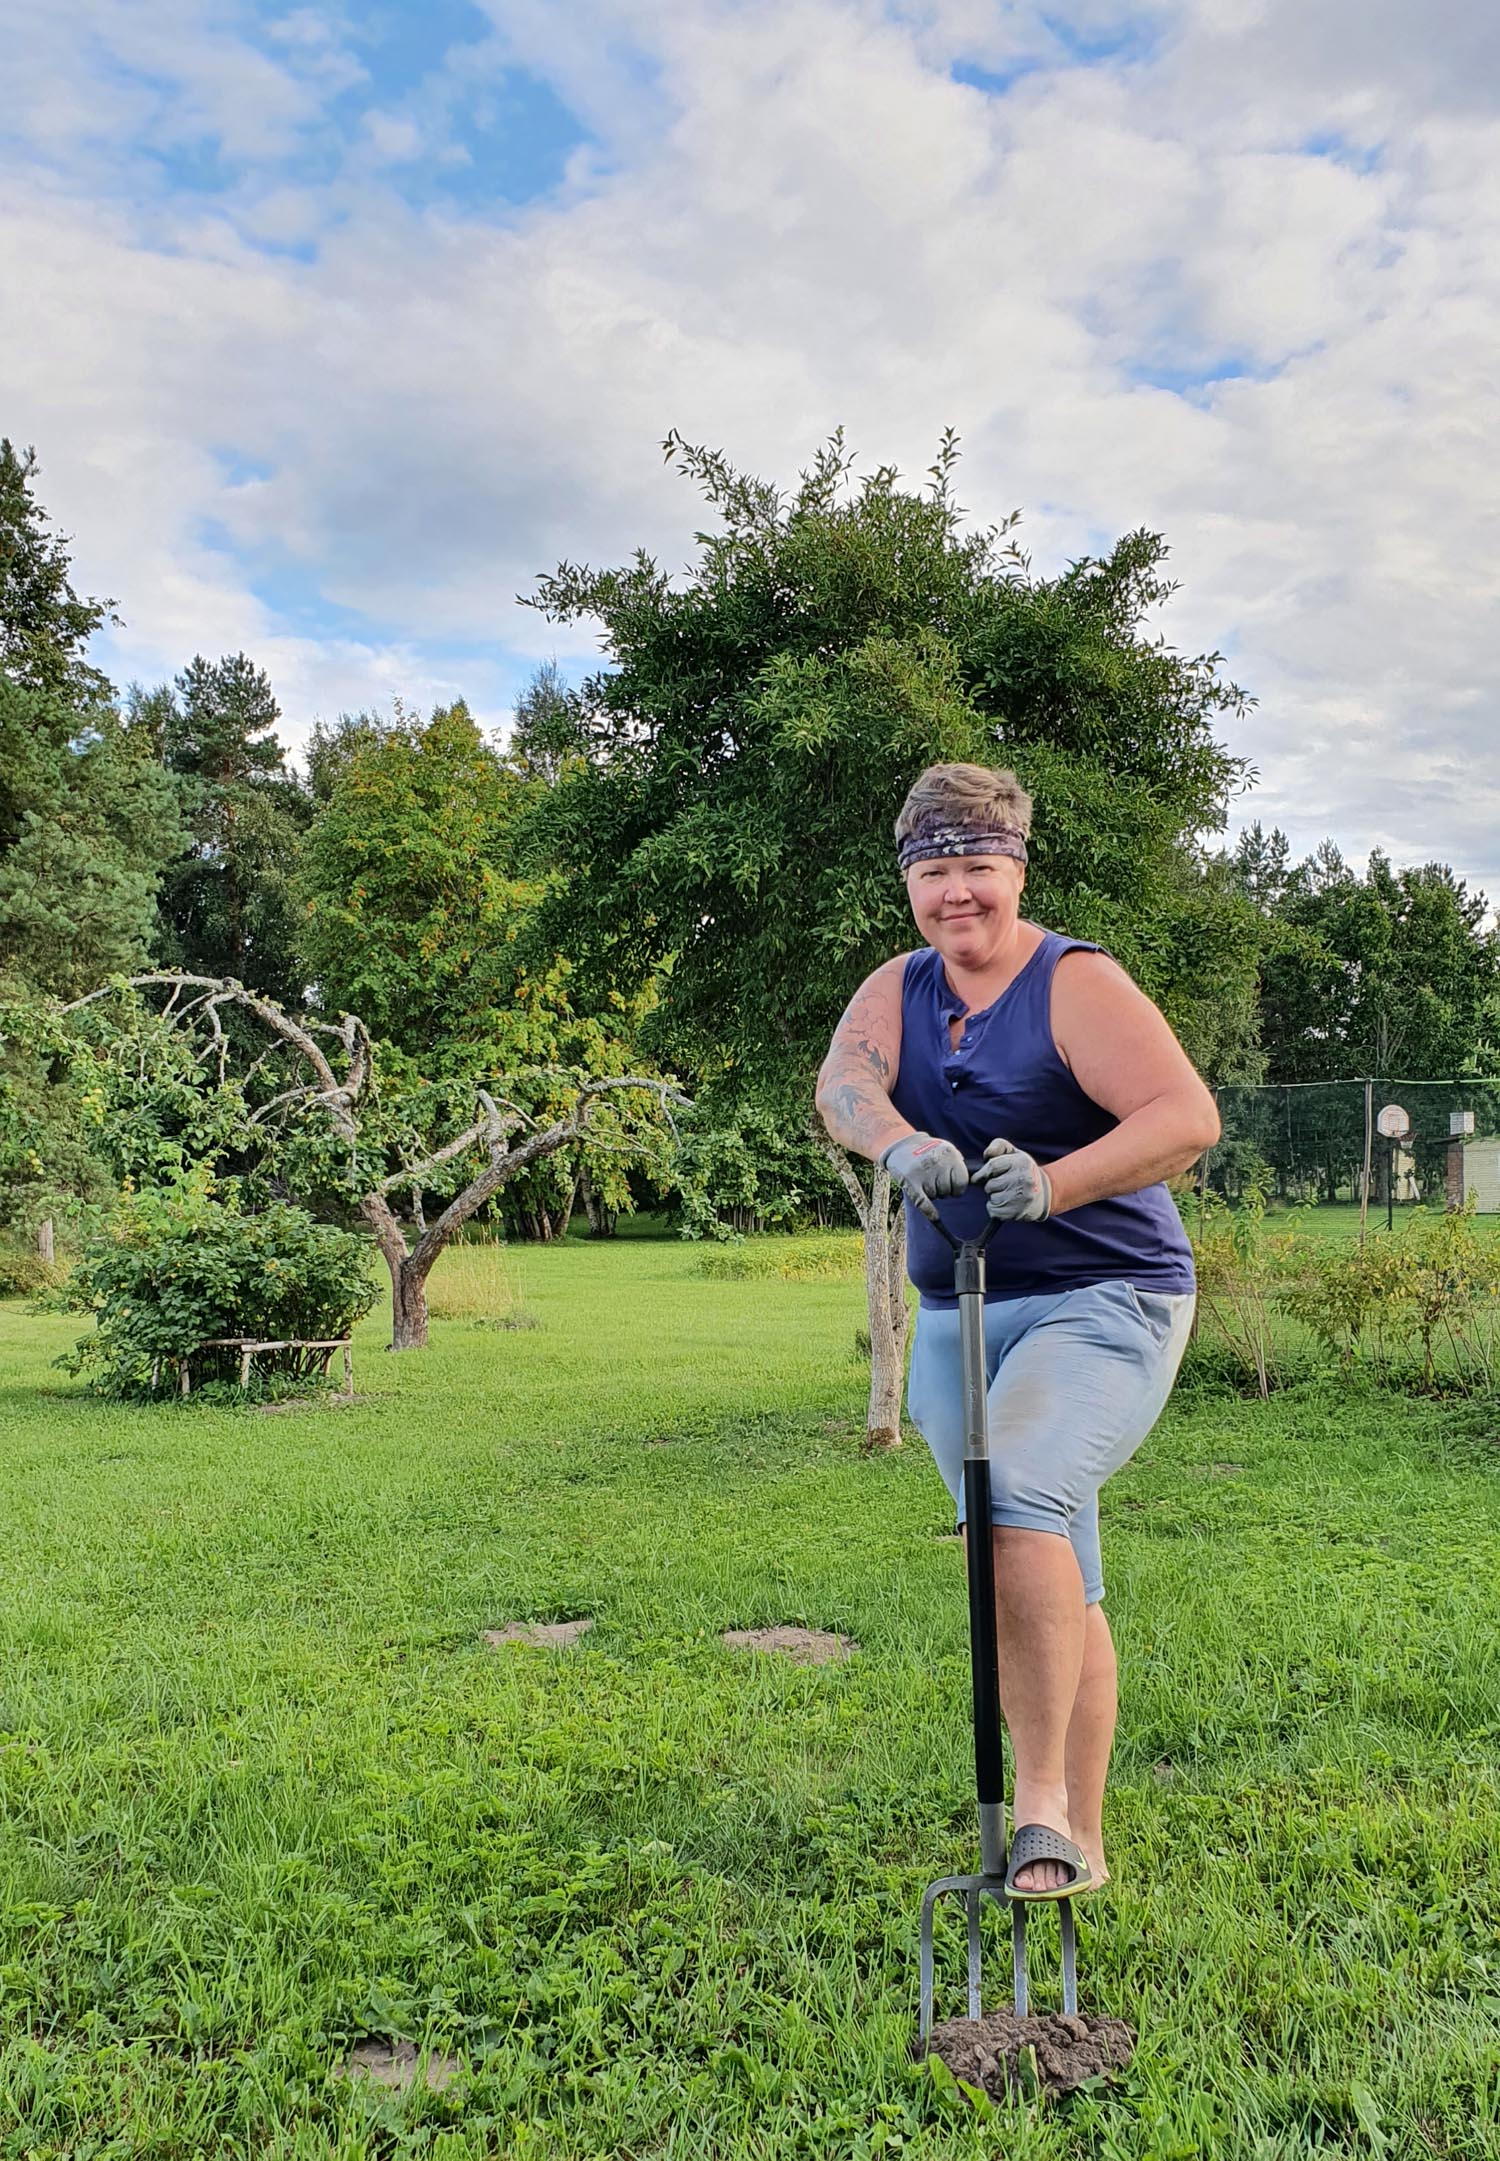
[152,1337,353,1396]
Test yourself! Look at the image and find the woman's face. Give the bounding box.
[904,852,1025,969]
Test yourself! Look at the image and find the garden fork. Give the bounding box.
[913,1207,1080,2045]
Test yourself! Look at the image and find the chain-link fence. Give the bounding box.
[1203,1079,1500,1216]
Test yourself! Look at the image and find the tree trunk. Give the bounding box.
[36,1218,55,1266]
[555,1170,583,1242]
[391,1257,430,1349]
[581,1165,616,1238]
[807,1116,910,1451]
[862,1166,910,1449]
[361,1193,431,1349]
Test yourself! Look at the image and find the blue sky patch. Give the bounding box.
[951,58,1045,98]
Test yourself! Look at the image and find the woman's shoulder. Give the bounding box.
[876,946,933,988]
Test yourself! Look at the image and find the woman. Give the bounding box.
[815,761,1218,1899]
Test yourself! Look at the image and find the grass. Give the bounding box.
[2,1241,1499,2158]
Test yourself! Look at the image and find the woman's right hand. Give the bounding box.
[879,1133,970,1221]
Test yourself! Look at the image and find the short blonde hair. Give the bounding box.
[894,762,1033,853]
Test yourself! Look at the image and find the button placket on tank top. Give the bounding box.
[940,992,1000,1091]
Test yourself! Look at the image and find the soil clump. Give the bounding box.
[337,2040,460,2092]
[482,1618,594,1648]
[923,2008,1134,2100]
[721,1626,856,1664]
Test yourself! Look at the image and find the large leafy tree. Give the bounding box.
[525,433,1256,1441]
[1224,827,1500,1198]
[296,698,670,1241]
[296,699,541,1050]
[148,653,310,1005]
[0,438,115,705]
[0,443,183,1241]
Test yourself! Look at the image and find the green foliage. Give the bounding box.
[0,438,115,704]
[295,699,675,1241]
[147,654,311,1005]
[1230,825,1500,1086]
[295,699,543,1053]
[1187,1188,1298,1398]
[56,1172,377,1400]
[1190,1196,1500,1397]
[671,1098,852,1239]
[694,1231,865,1281]
[0,1244,63,1297]
[506,660,589,787]
[525,432,1261,1115]
[0,681,184,999]
[1283,1206,1500,1390]
[0,443,185,1236]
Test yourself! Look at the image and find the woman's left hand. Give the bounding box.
[980,1137,1052,1222]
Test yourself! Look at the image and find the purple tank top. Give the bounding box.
[890,933,1196,1307]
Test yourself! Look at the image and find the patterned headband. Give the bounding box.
[896,823,1029,874]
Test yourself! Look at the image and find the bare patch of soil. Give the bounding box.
[721,1626,857,1664]
[253,1392,369,1414]
[482,1618,594,1649]
[924,2008,1135,2100]
[337,2040,461,2093]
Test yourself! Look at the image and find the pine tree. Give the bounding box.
[152,653,310,1004]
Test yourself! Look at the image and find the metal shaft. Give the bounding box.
[956,1239,1006,1880]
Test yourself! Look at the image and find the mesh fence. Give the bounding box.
[1203,1079,1500,1213]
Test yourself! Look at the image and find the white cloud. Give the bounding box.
[2,0,1498,897]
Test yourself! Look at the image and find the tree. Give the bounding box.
[0,444,183,1245]
[1224,829,1500,1201]
[505,661,588,787]
[296,700,540,1052]
[296,698,670,1241]
[60,974,687,1348]
[151,654,310,1005]
[0,439,114,705]
[524,432,1254,1443]
[1233,832,1500,1083]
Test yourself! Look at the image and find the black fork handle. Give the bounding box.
[955,1233,1005,1852]
[911,1196,1006,1867]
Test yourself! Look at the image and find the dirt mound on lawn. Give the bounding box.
[923,2007,1134,2099]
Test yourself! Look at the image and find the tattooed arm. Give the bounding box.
[814,955,914,1163]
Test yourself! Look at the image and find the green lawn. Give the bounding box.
[2,1242,1499,2158]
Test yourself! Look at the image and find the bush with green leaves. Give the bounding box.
[694,1231,865,1282]
[0,1246,63,1299]
[1186,1187,1301,1398]
[1283,1205,1500,1390]
[57,1174,378,1400]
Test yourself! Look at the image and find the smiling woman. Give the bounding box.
[815,759,1220,1901]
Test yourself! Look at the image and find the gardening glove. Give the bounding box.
[879,1132,969,1223]
[979,1137,1052,1223]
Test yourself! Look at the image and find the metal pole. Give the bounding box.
[1387,1138,1395,1235]
[1359,1081,1373,1248]
[956,1238,1006,1881]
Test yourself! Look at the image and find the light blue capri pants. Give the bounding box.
[905,1279,1196,1606]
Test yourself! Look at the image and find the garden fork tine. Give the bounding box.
[909,1202,1085,2043]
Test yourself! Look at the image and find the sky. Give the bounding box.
[3,0,1499,897]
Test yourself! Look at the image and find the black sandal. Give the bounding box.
[1004,1823,1094,1902]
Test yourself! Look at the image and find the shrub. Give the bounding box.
[57,1175,378,1400]
[1282,1206,1500,1390]
[1187,1188,1300,1398]
[0,1249,64,1299]
[695,1231,865,1282]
